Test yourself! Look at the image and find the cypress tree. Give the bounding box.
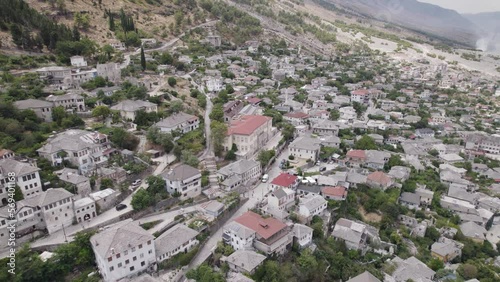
[140,46,146,71]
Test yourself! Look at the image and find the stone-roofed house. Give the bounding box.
[223,250,266,274]
[388,166,411,181]
[460,221,487,243]
[399,192,422,210]
[331,218,379,250]
[415,128,435,139]
[14,99,54,122]
[154,112,199,134]
[283,112,309,126]
[224,115,273,159]
[46,93,85,112]
[298,194,327,223]
[39,188,75,234]
[54,168,91,198]
[288,137,321,162]
[155,224,199,263]
[200,200,225,218]
[88,188,119,212]
[388,256,435,282]
[223,221,256,251]
[0,158,43,202]
[367,171,393,190]
[218,159,261,191]
[365,150,391,170]
[37,129,111,175]
[431,237,463,262]
[161,164,201,199]
[74,197,96,223]
[90,220,156,282]
[111,100,158,121]
[347,271,381,282]
[312,120,340,136]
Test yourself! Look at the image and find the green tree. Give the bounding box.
[92,105,111,120]
[102,44,114,60]
[52,106,67,126]
[354,135,377,150]
[384,154,404,170]
[131,188,154,211]
[186,264,225,282]
[140,46,146,71]
[427,258,444,271]
[211,121,228,157]
[168,77,177,87]
[181,151,200,167]
[209,103,224,122]
[110,128,139,150]
[329,109,340,120]
[257,150,276,167]
[100,178,113,190]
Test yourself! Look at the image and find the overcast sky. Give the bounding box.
[418,0,500,14]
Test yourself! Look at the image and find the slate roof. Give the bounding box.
[14,99,53,109]
[91,220,154,259]
[162,164,200,181]
[0,159,40,176]
[110,99,156,112]
[347,271,381,282]
[218,159,260,176]
[289,137,321,151]
[38,188,74,207]
[226,250,266,273]
[391,256,435,282]
[300,194,327,211]
[154,112,198,129]
[155,224,198,255]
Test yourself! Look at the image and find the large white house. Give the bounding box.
[37,130,111,175]
[110,100,158,121]
[162,165,201,199]
[218,159,261,191]
[155,224,199,263]
[224,115,274,159]
[90,220,156,282]
[154,112,200,134]
[288,136,321,162]
[0,159,43,202]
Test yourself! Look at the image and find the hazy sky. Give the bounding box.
[418,0,500,14]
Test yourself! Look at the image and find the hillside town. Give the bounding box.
[1,2,500,282]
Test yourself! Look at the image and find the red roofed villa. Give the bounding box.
[346,150,366,167]
[321,186,348,201]
[234,211,292,255]
[270,173,299,191]
[367,171,394,190]
[224,115,273,159]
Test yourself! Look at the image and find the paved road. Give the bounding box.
[189,148,289,267]
[9,155,172,254]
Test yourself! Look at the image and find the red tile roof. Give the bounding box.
[247,97,262,105]
[351,89,369,96]
[271,173,298,187]
[346,150,366,159]
[321,186,347,198]
[227,115,272,136]
[235,211,287,239]
[367,171,392,185]
[284,112,309,119]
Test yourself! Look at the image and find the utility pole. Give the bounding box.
[62,223,68,243]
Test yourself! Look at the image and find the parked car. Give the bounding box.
[262,174,269,183]
[115,204,127,211]
[131,179,142,186]
[319,167,327,172]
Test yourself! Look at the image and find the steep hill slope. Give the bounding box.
[313,0,479,47]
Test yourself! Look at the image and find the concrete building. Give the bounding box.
[14,99,54,122]
[465,133,500,155]
[154,112,200,134]
[39,188,75,234]
[223,250,266,274]
[268,188,295,211]
[90,220,156,282]
[270,173,299,191]
[332,218,378,250]
[431,237,463,262]
[97,62,121,83]
[70,56,87,67]
[389,256,435,282]
[292,224,313,249]
[162,165,201,199]
[54,168,92,198]
[366,171,394,190]
[111,100,158,121]
[89,188,120,212]
[155,224,199,263]
[224,115,273,159]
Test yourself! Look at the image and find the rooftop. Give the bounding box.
[227,115,272,136]
[155,224,198,255]
[234,211,287,240]
[271,173,298,187]
[162,164,200,181]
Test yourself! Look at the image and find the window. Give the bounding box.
[109,266,114,272]
[130,266,135,271]
[140,253,144,258]
[133,256,137,261]
[138,244,143,249]
[132,247,136,252]
[118,263,122,268]
[147,240,151,245]
[141,261,145,266]
[124,250,128,255]
[116,253,121,258]
[125,259,129,264]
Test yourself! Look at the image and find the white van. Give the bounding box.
[262,174,269,183]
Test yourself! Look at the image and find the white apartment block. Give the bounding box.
[91,220,156,282]
[465,134,500,155]
[0,159,42,203]
[162,165,201,199]
[218,159,261,191]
